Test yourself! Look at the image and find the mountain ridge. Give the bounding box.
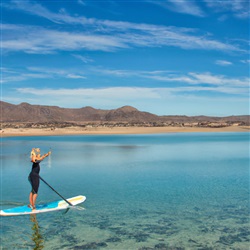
[0,101,249,126]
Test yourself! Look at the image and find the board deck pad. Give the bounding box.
[0,195,86,216]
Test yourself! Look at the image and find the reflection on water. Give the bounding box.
[30,214,44,250]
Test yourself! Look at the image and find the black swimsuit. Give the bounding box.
[28,161,41,194]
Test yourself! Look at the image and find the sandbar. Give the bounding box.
[1,126,249,137]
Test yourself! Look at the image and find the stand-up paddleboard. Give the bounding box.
[0,195,86,216]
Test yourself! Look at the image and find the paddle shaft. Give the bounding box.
[39,176,73,206]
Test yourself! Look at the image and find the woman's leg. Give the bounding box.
[28,174,39,209]
[32,194,38,209]
[29,192,33,207]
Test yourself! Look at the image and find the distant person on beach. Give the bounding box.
[28,148,51,210]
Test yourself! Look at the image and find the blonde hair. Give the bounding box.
[30,148,39,159]
[30,148,36,159]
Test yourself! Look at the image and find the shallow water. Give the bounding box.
[0,132,249,249]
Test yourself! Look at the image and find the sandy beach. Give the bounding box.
[1,125,249,137]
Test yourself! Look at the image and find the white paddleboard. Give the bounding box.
[0,195,86,216]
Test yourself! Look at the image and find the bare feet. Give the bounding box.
[28,204,36,210]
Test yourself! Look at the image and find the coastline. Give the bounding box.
[1,125,249,137]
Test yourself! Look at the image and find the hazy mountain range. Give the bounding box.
[0,101,249,125]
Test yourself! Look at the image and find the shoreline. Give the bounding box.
[1,125,249,137]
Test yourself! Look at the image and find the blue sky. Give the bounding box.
[1,0,249,116]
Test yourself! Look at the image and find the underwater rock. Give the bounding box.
[72,241,108,249]
[238,227,250,240]
[106,237,122,242]
[152,243,185,250]
[158,238,165,241]
[63,234,79,244]
[90,221,111,230]
[154,243,168,249]
[218,234,242,245]
[131,232,149,242]
[196,247,214,250]
[200,227,209,233]
[97,242,108,248]
[143,223,175,235]
[109,226,128,236]
[220,227,234,233]
[188,239,198,244]
[98,222,110,230]
[130,208,147,216]
[193,206,200,211]
[236,217,249,224]
[157,217,174,223]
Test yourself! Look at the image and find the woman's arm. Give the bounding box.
[31,154,37,163]
[35,151,51,161]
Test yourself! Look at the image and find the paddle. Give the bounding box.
[39,176,73,206]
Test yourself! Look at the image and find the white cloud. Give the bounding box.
[240,59,250,64]
[72,54,94,63]
[147,0,250,19]
[8,85,247,116]
[147,0,205,17]
[2,25,127,53]
[1,66,86,83]
[77,0,86,6]
[215,60,233,66]
[15,83,248,102]
[3,23,243,54]
[16,87,161,100]
[3,64,249,91]
[3,0,80,24]
[95,68,249,87]
[66,74,86,79]
[204,0,250,19]
[2,2,246,54]
[187,72,249,87]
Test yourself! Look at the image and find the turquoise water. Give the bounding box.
[0,132,249,249]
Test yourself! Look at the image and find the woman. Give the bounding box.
[28,148,51,210]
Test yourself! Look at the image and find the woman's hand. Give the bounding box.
[44,151,51,159]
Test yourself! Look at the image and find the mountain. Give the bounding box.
[0,101,249,125]
[0,101,159,123]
